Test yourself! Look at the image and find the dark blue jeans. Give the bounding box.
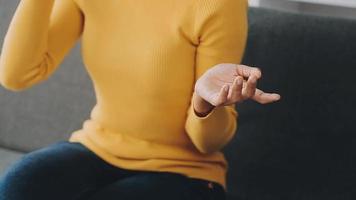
[0,141,226,200]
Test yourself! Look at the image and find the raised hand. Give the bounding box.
[194,63,281,108]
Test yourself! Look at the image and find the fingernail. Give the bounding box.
[224,85,229,92]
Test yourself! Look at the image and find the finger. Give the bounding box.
[251,88,281,104]
[236,65,262,80]
[215,84,229,106]
[228,76,243,102]
[241,75,257,100]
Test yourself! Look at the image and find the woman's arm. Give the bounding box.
[185,0,248,154]
[0,0,84,91]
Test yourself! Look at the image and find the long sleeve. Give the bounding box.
[185,0,248,154]
[0,0,84,92]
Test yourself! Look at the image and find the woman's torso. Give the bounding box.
[75,0,198,146]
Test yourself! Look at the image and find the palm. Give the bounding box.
[195,64,238,105]
[194,63,281,106]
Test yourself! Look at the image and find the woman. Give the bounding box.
[0,0,280,199]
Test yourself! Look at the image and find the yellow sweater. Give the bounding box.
[0,0,248,191]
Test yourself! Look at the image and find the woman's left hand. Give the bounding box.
[193,63,281,116]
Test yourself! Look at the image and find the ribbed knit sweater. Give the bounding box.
[0,0,248,191]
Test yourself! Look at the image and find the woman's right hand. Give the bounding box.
[194,63,281,107]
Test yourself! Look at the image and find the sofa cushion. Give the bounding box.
[222,7,356,199]
[226,193,240,200]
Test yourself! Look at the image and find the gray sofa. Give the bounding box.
[1,5,356,200]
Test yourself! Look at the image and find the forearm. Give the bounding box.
[0,0,55,90]
[185,94,238,154]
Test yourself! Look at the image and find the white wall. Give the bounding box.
[249,0,260,7]
[251,0,356,20]
[290,0,356,8]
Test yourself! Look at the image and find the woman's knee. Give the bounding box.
[0,149,50,198]
[0,141,88,199]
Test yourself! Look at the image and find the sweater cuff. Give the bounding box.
[186,103,231,132]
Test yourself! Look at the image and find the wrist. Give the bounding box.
[192,92,215,117]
